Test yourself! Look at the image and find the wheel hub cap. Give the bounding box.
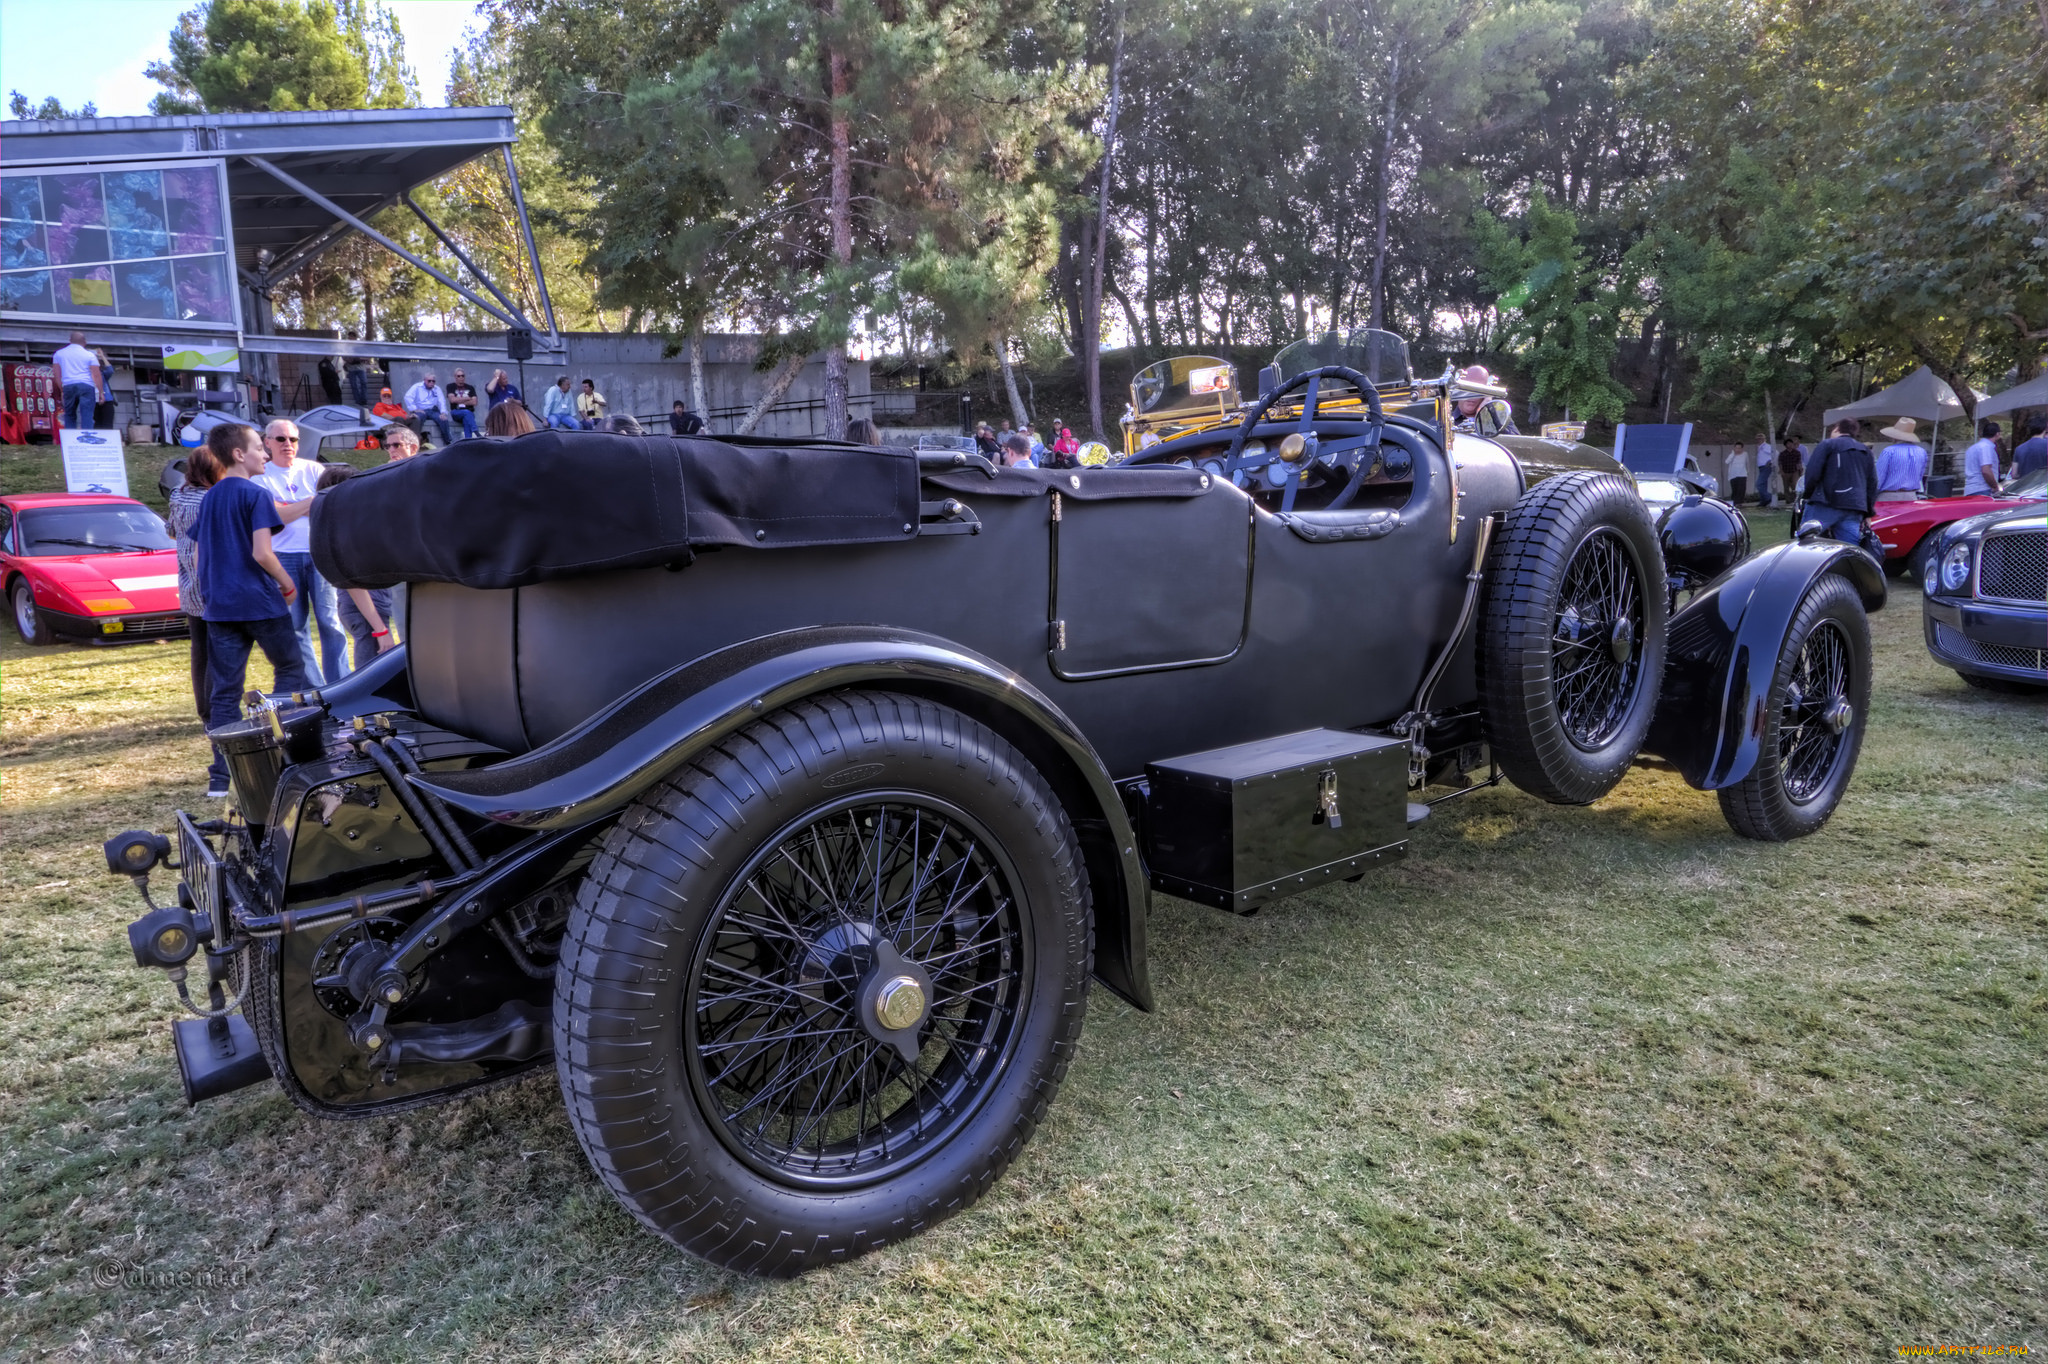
[858,937,935,1065]
[1823,698,1853,735]
[874,976,926,1032]
[1609,617,1635,664]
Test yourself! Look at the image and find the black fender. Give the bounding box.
[412,624,1154,1010]
[1646,541,1885,790]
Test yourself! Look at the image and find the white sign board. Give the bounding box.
[59,428,129,497]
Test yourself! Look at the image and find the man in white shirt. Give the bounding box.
[52,331,102,431]
[253,419,347,684]
[1962,420,2003,495]
[403,372,453,448]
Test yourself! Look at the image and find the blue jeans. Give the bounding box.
[348,369,369,408]
[276,552,348,686]
[202,616,309,785]
[547,413,578,430]
[62,383,97,430]
[452,407,478,438]
[1804,503,1864,544]
[412,413,452,446]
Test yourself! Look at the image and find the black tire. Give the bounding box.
[1717,573,1871,840]
[1478,471,1668,805]
[11,578,53,646]
[554,690,1092,1276]
[1904,529,1948,586]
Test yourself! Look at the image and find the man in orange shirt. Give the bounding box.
[370,386,407,424]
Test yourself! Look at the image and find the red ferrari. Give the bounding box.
[3,492,189,645]
[1871,468,2046,578]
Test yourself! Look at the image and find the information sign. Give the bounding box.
[59,428,129,497]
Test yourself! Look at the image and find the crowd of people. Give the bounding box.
[370,369,676,447]
[969,418,1087,468]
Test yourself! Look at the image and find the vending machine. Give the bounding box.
[3,363,59,438]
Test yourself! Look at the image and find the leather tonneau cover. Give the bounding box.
[311,430,921,590]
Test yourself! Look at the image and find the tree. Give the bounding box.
[1476,193,1633,423]
[506,0,1094,433]
[7,93,99,120]
[147,0,381,114]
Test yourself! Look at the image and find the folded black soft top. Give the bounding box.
[311,430,921,590]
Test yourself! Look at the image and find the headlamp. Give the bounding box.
[1939,542,1973,594]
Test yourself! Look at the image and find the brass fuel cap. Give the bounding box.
[858,937,934,1064]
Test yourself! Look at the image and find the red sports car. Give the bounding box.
[2,492,188,645]
[1872,469,2046,578]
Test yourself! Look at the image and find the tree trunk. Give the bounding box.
[1369,44,1402,333]
[1106,279,1146,363]
[689,327,707,419]
[999,339,1030,430]
[734,351,809,435]
[824,21,853,439]
[1083,13,1127,440]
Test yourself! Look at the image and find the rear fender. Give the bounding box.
[1645,542,1884,790]
[412,624,1154,1010]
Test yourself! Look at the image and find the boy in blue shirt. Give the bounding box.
[193,423,309,796]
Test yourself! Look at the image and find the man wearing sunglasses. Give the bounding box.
[254,419,348,684]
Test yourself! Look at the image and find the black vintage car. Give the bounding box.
[108,332,1885,1276]
[1920,500,2047,691]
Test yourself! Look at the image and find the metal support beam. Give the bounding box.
[400,191,536,333]
[501,146,559,341]
[243,155,519,330]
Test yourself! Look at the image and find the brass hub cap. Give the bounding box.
[874,976,927,1032]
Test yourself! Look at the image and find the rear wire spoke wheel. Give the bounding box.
[688,797,1026,1185]
[555,691,1091,1276]
[1718,573,1871,840]
[1480,471,1668,805]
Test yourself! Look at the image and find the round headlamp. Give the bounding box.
[1939,542,1973,594]
[1923,548,1941,595]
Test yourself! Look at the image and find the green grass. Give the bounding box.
[2,506,2043,1361]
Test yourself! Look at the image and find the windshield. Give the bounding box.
[1130,355,1238,417]
[1272,329,1412,388]
[2003,468,2046,498]
[17,505,173,556]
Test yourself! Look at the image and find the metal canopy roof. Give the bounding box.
[0,106,517,277]
[1,106,561,360]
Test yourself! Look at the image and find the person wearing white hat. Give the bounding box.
[1873,417,1928,501]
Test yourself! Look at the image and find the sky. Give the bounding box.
[0,0,486,117]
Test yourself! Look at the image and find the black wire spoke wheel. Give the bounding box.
[1549,528,1647,750]
[554,690,1091,1276]
[1778,619,1852,802]
[688,796,1026,1186]
[1480,471,1667,805]
[1718,573,1872,840]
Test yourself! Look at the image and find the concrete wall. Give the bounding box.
[382,332,872,439]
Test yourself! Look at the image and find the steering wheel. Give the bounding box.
[1221,365,1386,513]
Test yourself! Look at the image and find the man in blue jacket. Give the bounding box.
[1801,417,1877,544]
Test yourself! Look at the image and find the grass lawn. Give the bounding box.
[2,485,2043,1360]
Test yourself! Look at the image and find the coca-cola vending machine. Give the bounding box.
[3,363,58,438]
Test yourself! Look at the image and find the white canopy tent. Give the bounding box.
[1822,365,1988,426]
[1974,372,2048,419]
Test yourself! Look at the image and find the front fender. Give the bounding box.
[1645,541,1884,790]
[412,624,1154,1010]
